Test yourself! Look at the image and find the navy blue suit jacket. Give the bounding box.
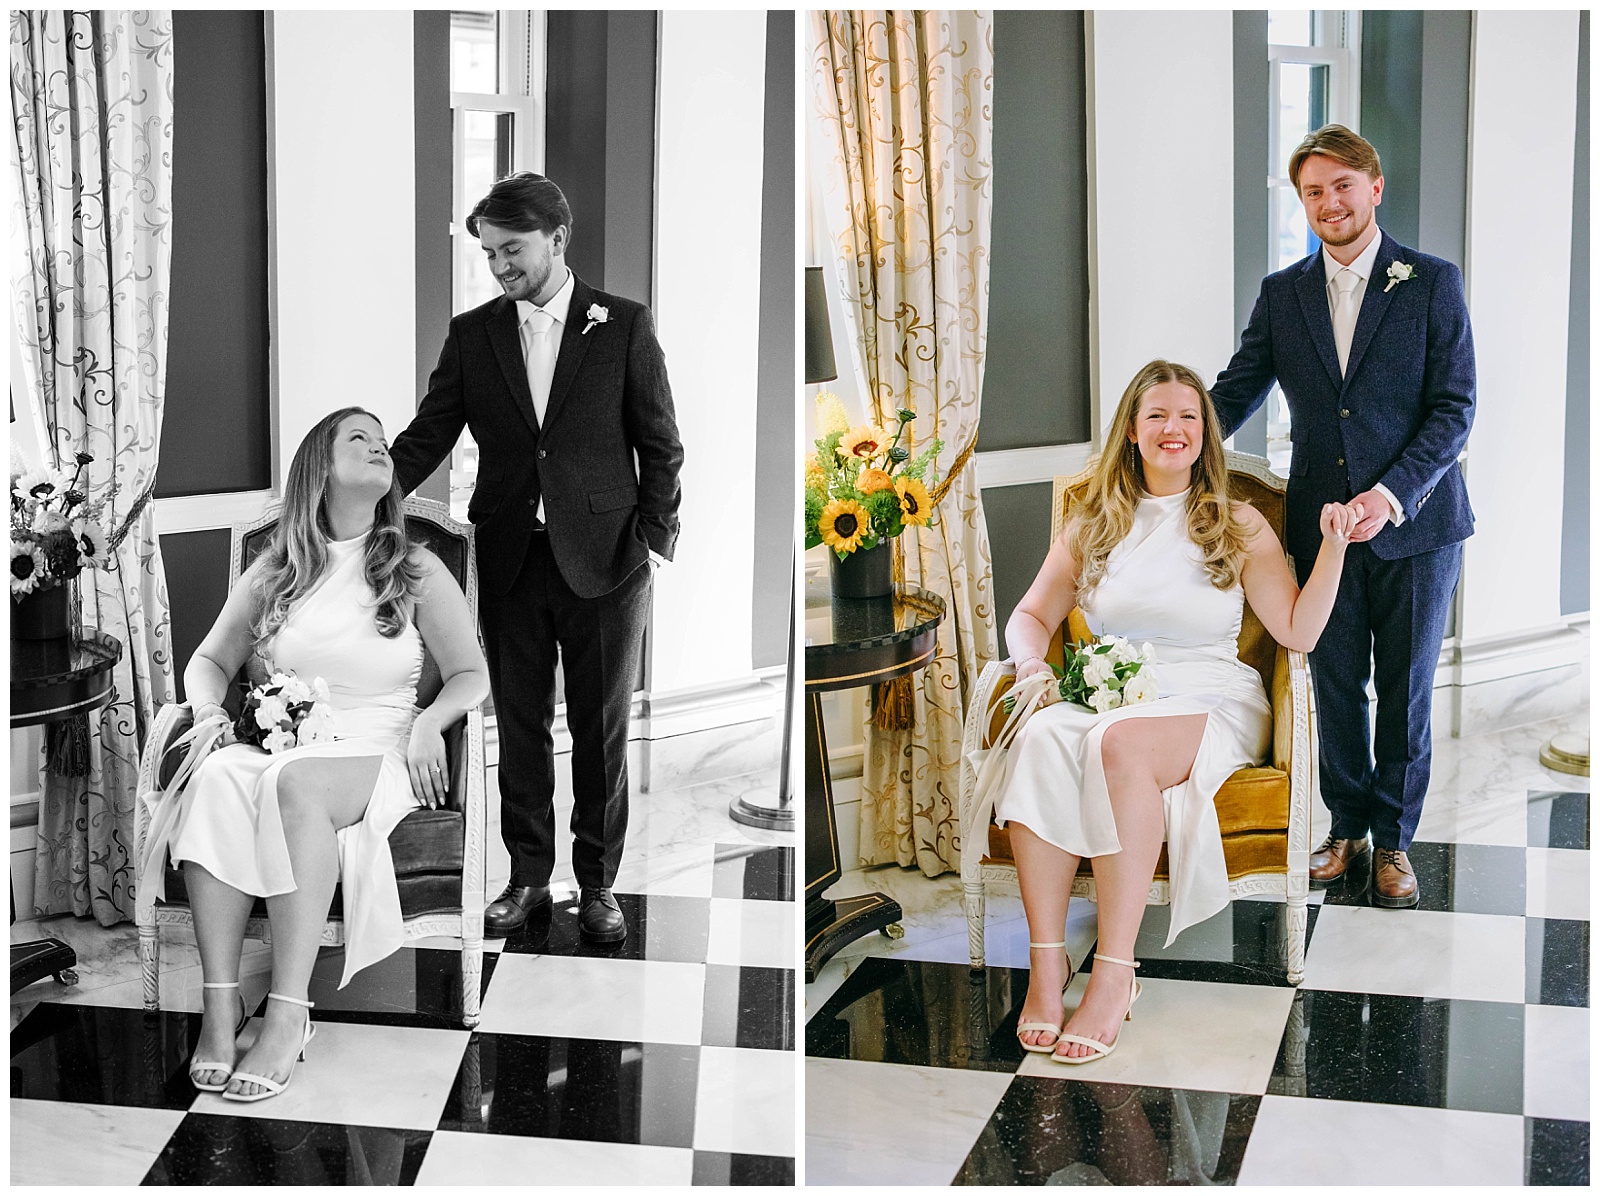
[1211,230,1475,566]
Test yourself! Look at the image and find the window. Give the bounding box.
[447,10,545,517]
[1265,10,1360,472]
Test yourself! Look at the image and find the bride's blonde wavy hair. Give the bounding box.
[250,407,425,647]
[1072,360,1252,595]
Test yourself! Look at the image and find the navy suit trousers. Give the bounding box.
[1295,540,1462,850]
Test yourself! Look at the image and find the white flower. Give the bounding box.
[298,706,335,744]
[581,303,610,335]
[1088,687,1120,713]
[254,694,289,730]
[1140,642,1157,665]
[30,507,69,537]
[13,467,66,507]
[1383,261,1416,293]
[263,728,296,754]
[1123,670,1158,705]
[1082,653,1115,687]
[71,519,108,568]
[1107,637,1140,665]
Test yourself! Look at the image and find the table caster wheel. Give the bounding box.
[881,922,904,940]
[55,970,78,986]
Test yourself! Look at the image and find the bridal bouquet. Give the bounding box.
[1005,635,1158,715]
[232,671,336,753]
[10,450,114,597]
[804,392,943,558]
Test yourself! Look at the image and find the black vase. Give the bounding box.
[12,583,72,641]
[829,540,893,599]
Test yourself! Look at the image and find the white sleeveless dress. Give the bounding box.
[994,490,1272,943]
[166,534,424,987]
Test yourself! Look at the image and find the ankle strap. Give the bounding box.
[1094,953,1140,969]
[267,992,315,1009]
[1028,941,1066,949]
[202,981,240,990]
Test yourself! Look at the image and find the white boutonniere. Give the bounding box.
[581,303,609,335]
[1383,261,1416,293]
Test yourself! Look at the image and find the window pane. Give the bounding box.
[1278,62,1313,173]
[1273,183,1313,272]
[462,109,513,208]
[1268,10,1313,46]
[451,10,498,93]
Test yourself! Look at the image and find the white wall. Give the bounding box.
[1086,11,1236,442]
[649,11,767,697]
[1458,10,1579,642]
[269,12,417,485]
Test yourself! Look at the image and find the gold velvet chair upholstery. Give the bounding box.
[134,498,488,1026]
[958,452,1314,984]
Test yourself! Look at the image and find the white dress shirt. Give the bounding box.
[1322,231,1404,527]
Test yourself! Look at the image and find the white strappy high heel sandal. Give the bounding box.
[1015,941,1075,1054]
[222,992,317,1103]
[189,981,250,1091]
[1050,954,1142,1065]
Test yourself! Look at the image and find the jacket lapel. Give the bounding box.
[540,274,596,433]
[1294,252,1344,392]
[1340,231,1402,390]
[488,297,541,438]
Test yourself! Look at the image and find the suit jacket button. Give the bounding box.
[1337,458,1345,466]
[1339,408,1350,418]
[538,449,547,459]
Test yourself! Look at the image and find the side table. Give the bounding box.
[804,582,944,981]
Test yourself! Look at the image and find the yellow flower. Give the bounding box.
[804,453,826,491]
[819,499,870,554]
[815,390,850,436]
[857,468,894,495]
[896,476,932,526]
[838,424,890,461]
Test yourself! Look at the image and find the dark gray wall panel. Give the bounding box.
[546,12,612,289]
[1360,11,1423,250]
[1231,11,1270,457]
[413,10,453,505]
[1417,11,1470,266]
[603,12,657,306]
[983,10,1090,451]
[161,10,270,498]
[162,529,232,703]
[983,482,1055,655]
[1562,10,1589,616]
[752,10,795,670]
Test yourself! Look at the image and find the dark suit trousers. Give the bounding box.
[479,531,652,889]
[1296,540,1462,850]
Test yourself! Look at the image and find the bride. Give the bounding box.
[998,360,1358,1064]
[158,407,488,1101]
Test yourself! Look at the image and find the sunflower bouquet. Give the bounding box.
[804,391,943,558]
[10,450,114,598]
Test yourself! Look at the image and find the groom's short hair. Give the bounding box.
[467,172,573,240]
[1288,125,1383,191]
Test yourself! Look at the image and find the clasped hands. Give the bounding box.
[1320,496,1369,547]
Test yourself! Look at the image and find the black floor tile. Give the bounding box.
[10,1003,202,1111]
[953,1077,1260,1185]
[497,891,710,964]
[1404,842,1528,915]
[142,1114,430,1185]
[1527,791,1589,850]
[1526,1116,1590,1185]
[806,956,1030,1072]
[1272,989,1524,1115]
[701,964,795,1051]
[712,844,795,902]
[691,1150,795,1185]
[433,1032,700,1148]
[1526,917,1589,1007]
[305,946,499,1030]
[1127,900,1322,987]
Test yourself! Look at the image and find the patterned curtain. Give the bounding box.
[11,11,176,923]
[811,11,998,877]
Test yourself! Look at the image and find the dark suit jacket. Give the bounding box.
[391,274,684,599]
[1211,230,1475,565]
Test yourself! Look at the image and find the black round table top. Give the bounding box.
[804,582,945,693]
[10,630,122,728]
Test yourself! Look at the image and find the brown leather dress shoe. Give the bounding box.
[1373,848,1420,908]
[1308,834,1371,888]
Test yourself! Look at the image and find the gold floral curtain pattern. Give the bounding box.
[11,10,177,923]
[811,10,998,877]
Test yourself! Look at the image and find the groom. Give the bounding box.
[391,172,684,942]
[1210,125,1475,908]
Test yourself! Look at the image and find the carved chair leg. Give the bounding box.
[139,923,160,1011]
[461,910,483,1029]
[1285,888,1308,987]
[963,878,986,974]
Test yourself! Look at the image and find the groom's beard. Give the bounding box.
[497,253,554,303]
[1313,206,1372,248]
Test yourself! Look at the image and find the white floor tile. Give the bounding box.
[1524,847,1589,921]
[1523,1002,1590,1121]
[10,1099,186,1186]
[705,897,795,970]
[1300,905,1525,1002]
[692,1045,795,1157]
[414,1129,694,1185]
[476,952,706,1045]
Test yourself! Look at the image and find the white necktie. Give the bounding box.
[521,308,558,425]
[1331,267,1360,376]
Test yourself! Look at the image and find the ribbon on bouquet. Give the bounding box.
[135,710,232,915]
[961,667,1058,854]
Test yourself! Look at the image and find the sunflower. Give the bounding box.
[13,467,65,505]
[856,467,894,495]
[11,540,46,595]
[72,519,108,568]
[819,499,870,554]
[838,424,890,461]
[896,476,933,526]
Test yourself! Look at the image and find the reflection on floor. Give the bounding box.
[805,714,1590,1186]
[11,765,796,1186]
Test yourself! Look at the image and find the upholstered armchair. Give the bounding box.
[134,498,488,1026]
[958,452,1314,984]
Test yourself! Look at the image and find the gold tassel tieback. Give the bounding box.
[872,674,917,730]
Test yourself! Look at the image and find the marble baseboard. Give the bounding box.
[1450,661,1591,737]
[640,718,779,793]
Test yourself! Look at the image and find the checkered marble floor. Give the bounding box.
[11,769,795,1186]
[805,717,1589,1186]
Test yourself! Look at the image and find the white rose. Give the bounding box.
[263,728,296,754]
[1082,653,1114,687]
[1088,687,1117,713]
[1140,642,1157,665]
[1122,670,1157,706]
[254,695,289,730]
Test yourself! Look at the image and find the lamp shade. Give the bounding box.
[804,266,838,384]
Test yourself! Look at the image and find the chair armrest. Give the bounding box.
[442,714,468,812]
[1271,645,1292,772]
[959,658,1014,871]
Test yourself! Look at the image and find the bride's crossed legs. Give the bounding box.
[1014,713,1207,1059]
[187,754,383,1096]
